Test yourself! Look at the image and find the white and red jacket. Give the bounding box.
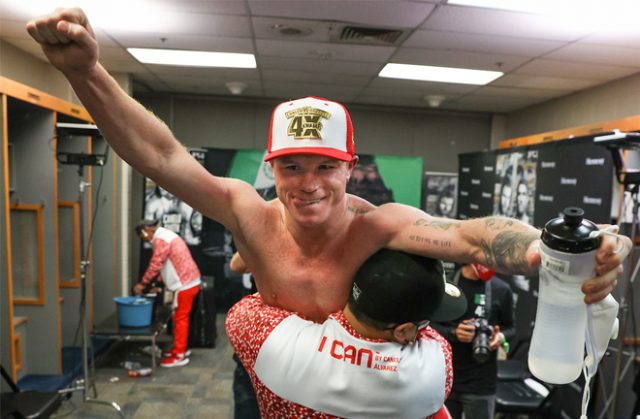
[141,227,201,292]
[226,293,453,419]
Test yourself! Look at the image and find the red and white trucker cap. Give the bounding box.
[264,96,355,162]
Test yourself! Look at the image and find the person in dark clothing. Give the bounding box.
[432,263,515,419]
[229,252,261,418]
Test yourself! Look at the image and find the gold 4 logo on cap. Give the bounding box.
[285,106,331,140]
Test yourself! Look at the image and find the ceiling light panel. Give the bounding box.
[379,63,503,85]
[127,48,256,68]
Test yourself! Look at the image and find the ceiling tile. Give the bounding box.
[162,77,262,96]
[423,5,593,41]
[256,39,394,63]
[259,55,382,76]
[544,43,640,67]
[404,29,564,57]
[103,12,253,38]
[157,1,248,15]
[514,58,638,81]
[143,65,260,79]
[108,32,255,53]
[251,17,335,43]
[581,28,640,49]
[493,74,601,91]
[261,69,371,86]
[248,1,437,28]
[354,94,434,109]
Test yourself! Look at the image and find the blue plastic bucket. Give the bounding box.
[114,296,153,327]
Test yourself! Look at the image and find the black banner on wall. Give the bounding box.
[458,137,613,226]
[534,140,612,227]
[457,137,614,351]
[457,152,496,220]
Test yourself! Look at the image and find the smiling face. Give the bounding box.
[270,154,356,227]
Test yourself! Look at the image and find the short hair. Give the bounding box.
[135,219,159,235]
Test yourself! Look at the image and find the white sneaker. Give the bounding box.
[160,354,189,368]
[162,349,191,358]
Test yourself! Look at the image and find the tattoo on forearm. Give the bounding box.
[409,235,452,248]
[414,218,460,230]
[484,217,516,231]
[482,230,538,273]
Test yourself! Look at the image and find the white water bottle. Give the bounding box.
[528,207,601,384]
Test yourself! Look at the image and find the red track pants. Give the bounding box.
[173,284,200,355]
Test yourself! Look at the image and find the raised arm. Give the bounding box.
[376,203,630,303]
[25,8,249,228]
[378,203,539,275]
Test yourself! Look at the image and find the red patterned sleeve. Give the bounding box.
[423,326,454,399]
[225,294,292,370]
[140,238,170,284]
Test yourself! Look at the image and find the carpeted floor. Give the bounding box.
[51,313,234,419]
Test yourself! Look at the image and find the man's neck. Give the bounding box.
[342,306,392,341]
[283,202,352,252]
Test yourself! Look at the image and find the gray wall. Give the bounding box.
[504,71,640,139]
[0,40,82,106]
[90,149,122,325]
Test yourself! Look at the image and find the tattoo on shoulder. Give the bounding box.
[481,230,538,273]
[414,218,460,230]
[348,206,371,215]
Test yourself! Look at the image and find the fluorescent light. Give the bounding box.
[127,48,256,68]
[379,63,502,85]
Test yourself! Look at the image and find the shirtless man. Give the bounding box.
[26,8,629,326]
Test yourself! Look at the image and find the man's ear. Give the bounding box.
[348,155,359,170]
[392,322,415,344]
[346,156,359,180]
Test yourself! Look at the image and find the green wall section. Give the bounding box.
[374,155,423,208]
[227,150,265,184]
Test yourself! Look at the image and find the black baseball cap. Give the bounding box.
[351,249,467,324]
[134,219,159,235]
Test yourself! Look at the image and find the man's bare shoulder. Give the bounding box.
[347,196,427,219]
[346,194,377,215]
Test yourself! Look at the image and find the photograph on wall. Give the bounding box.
[423,172,458,218]
[493,150,538,224]
[143,148,206,247]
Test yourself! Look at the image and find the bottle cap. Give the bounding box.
[541,207,600,253]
